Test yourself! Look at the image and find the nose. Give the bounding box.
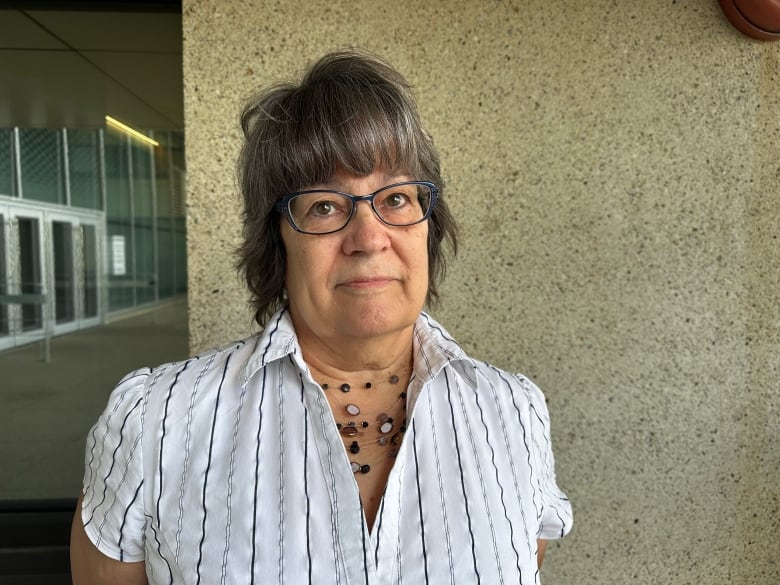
[341,200,390,255]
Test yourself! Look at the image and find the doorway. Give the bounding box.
[0,200,103,352]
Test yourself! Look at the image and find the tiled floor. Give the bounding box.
[0,298,189,501]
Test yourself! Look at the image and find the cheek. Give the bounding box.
[407,230,430,286]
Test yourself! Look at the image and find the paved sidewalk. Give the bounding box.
[0,298,188,500]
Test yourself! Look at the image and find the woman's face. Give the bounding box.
[281,169,430,346]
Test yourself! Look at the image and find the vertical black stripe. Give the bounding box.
[85,396,143,527]
[360,498,369,585]
[508,379,543,521]
[155,360,191,584]
[469,369,514,585]
[311,389,342,582]
[221,351,252,584]
[250,365,268,585]
[250,311,284,585]
[426,391,455,584]
[176,353,218,561]
[277,363,286,584]
[117,479,143,561]
[489,366,534,581]
[411,420,430,584]
[454,375,505,584]
[507,375,547,583]
[374,497,386,567]
[84,385,136,514]
[443,369,481,584]
[195,353,232,585]
[83,373,146,497]
[299,372,313,585]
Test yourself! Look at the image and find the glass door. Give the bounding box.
[82,223,99,321]
[0,204,47,352]
[17,214,44,335]
[48,209,102,336]
[0,210,8,339]
[0,201,102,351]
[52,220,75,326]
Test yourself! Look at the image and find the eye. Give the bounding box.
[382,192,411,209]
[310,200,338,216]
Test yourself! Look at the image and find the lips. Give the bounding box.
[338,276,396,289]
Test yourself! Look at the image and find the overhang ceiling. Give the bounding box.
[0,3,182,130]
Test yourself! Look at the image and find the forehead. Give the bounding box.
[306,168,412,192]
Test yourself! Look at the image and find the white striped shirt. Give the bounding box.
[81,309,572,585]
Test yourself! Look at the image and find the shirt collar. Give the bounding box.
[239,307,300,385]
[411,312,472,385]
[239,307,471,386]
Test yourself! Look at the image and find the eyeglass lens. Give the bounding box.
[288,183,432,234]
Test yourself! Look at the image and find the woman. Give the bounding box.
[71,49,572,584]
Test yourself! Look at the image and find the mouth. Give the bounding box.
[339,276,396,289]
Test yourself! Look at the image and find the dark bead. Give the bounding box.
[400,425,407,432]
[340,426,358,437]
[389,375,399,384]
[361,421,369,428]
[350,441,360,454]
[336,423,342,429]
[391,432,402,445]
[400,392,407,398]
[347,421,356,426]
[321,383,329,390]
[365,382,372,389]
[360,464,371,474]
[340,383,350,392]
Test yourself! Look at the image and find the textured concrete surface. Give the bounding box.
[183,1,779,583]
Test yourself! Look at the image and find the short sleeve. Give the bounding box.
[80,368,150,562]
[519,375,573,540]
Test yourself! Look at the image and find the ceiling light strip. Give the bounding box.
[105,115,160,147]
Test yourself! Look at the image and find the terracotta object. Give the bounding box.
[720,0,780,40]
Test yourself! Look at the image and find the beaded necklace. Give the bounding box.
[319,375,408,474]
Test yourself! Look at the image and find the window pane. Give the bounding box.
[53,221,75,324]
[154,135,175,299]
[173,168,187,294]
[19,129,65,204]
[104,127,133,311]
[82,224,98,318]
[0,129,15,197]
[132,142,156,305]
[68,129,102,210]
[17,217,43,331]
[0,214,7,336]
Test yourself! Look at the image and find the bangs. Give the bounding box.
[275,77,421,192]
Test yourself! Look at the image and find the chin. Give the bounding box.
[340,301,419,339]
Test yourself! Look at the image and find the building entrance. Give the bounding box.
[0,200,102,353]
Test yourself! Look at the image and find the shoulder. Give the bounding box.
[414,313,548,408]
[132,334,267,402]
[138,307,298,390]
[476,361,546,403]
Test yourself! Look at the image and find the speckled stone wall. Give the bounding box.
[183,1,779,583]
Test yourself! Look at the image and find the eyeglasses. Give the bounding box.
[276,181,438,235]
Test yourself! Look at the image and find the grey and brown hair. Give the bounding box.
[237,49,458,325]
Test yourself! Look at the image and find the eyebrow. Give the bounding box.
[313,172,412,192]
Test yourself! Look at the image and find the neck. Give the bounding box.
[294,323,415,381]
